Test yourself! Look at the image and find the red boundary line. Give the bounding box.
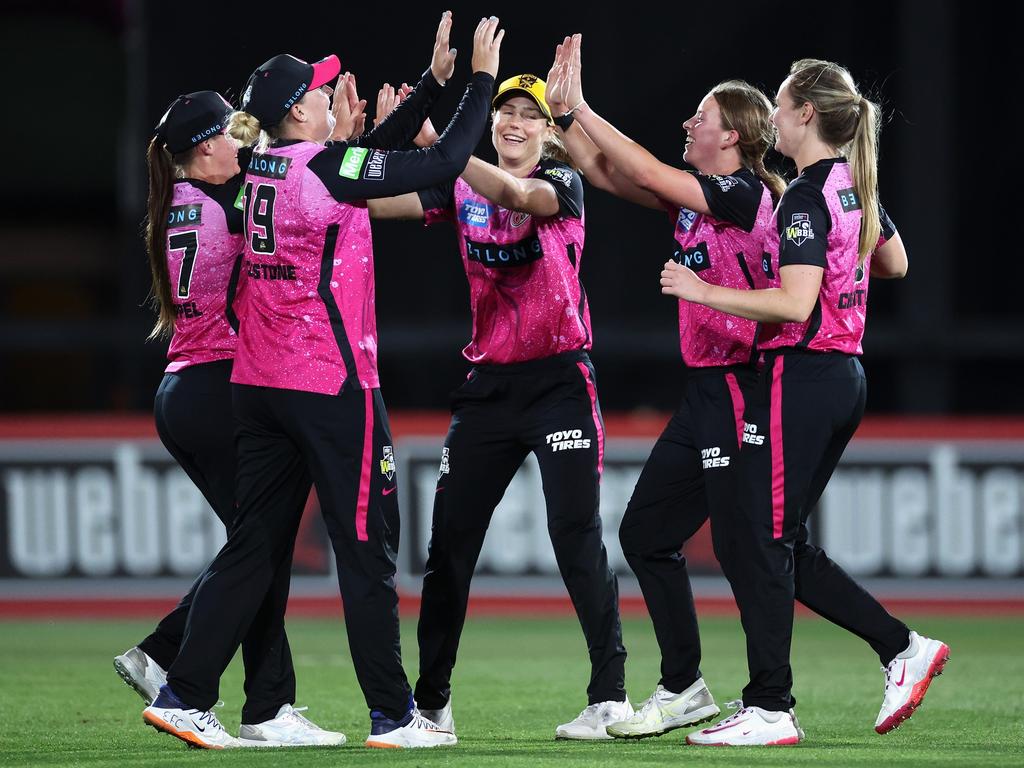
[2,594,1023,619]
[2,413,1024,440]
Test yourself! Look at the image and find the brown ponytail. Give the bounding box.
[144,138,194,340]
[711,80,786,201]
[786,59,880,265]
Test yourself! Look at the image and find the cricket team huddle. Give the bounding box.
[115,11,948,750]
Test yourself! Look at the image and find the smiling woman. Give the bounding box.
[368,70,631,740]
[540,34,785,743]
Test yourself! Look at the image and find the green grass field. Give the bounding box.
[2,614,1022,767]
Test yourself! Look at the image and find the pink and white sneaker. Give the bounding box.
[686,700,804,746]
[875,630,950,734]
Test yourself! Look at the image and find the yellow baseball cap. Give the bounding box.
[492,74,552,123]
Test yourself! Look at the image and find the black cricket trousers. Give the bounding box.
[415,350,627,709]
[727,351,910,711]
[165,381,414,720]
[141,359,296,725]
[618,365,753,694]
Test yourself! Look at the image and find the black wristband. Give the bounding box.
[553,112,575,131]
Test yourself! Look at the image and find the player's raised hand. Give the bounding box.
[471,16,503,78]
[330,73,367,141]
[430,11,457,85]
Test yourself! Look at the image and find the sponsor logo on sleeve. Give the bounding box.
[248,154,291,180]
[674,241,712,273]
[677,207,697,232]
[339,146,369,179]
[543,166,574,187]
[362,149,387,180]
[709,174,739,192]
[167,203,202,227]
[784,213,815,246]
[233,186,245,210]
[459,199,493,227]
[837,187,862,213]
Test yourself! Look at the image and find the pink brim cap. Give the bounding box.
[310,54,341,89]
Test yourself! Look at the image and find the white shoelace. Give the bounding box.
[713,699,749,725]
[631,691,668,720]
[283,705,321,730]
[409,711,445,731]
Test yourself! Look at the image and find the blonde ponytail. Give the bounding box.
[787,59,880,265]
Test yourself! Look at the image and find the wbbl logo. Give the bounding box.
[380,446,396,481]
[785,213,815,246]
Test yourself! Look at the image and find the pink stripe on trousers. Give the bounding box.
[576,362,604,479]
[724,372,746,450]
[771,357,786,539]
[356,389,373,541]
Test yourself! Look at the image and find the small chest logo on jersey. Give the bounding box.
[438,447,450,478]
[380,446,396,481]
[248,154,291,180]
[465,235,543,269]
[709,174,739,193]
[459,199,492,227]
[761,252,775,280]
[363,149,387,180]
[546,429,591,452]
[168,204,202,227]
[701,446,730,468]
[677,208,698,232]
[785,213,815,246]
[675,242,712,273]
[742,423,765,446]
[837,187,861,213]
[339,147,368,180]
[510,211,531,228]
[543,166,574,187]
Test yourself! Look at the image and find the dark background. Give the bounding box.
[1,0,1018,415]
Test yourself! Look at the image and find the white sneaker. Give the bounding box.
[607,680,720,739]
[144,698,239,749]
[365,709,457,748]
[875,630,950,734]
[237,703,346,747]
[686,701,804,746]
[555,699,633,740]
[419,697,455,734]
[114,647,167,705]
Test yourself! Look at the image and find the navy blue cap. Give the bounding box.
[240,54,341,128]
[154,91,232,155]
